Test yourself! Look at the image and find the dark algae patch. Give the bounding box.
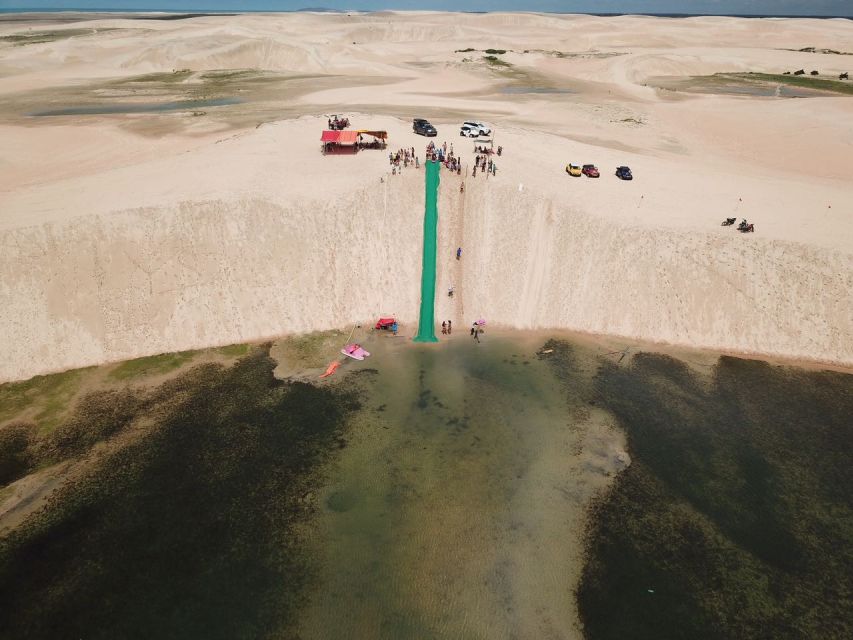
[577,352,853,639]
[0,346,360,639]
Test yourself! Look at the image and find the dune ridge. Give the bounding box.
[1,12,852,381]
[1,171,849,382]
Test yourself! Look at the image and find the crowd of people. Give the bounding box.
[389,146,418,175]
[473,153,497,177]
[387,139,505,180]
[424,141,464,175]
[474,144,502,156]
[442,142,505,342]
[358,136,386,150]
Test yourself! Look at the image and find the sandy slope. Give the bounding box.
[0,12,852,381]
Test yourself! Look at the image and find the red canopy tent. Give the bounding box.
[321,129,359,154]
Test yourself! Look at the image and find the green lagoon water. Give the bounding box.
[0,334,851,639]
[296,335,622,638]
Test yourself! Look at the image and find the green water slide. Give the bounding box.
[414,161,440,342]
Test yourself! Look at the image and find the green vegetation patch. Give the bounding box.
[785,47,853,55]
[719,72,853,95]
[573,351,853,639]
[0,369,88,432]
[0,422,37,486]
[200,69,259,81]
[47,388,145,459]
[454,48,507,54]
[483,55,511,67]
[0,347,362,638]
[108,351,199,381]
[216,343,251,358]
[0,29,114,46]
[542,49,625,59]
[271,330,347,373]
[1,345,256,490]
[112,69,194,85]
[1,386,149,487]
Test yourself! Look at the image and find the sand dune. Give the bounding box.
[0,12,851,381]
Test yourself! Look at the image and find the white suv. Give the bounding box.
[461,121,492,137]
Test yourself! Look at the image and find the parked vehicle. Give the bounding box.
[462,121,492,136]
[615,166,633,180]
[460,125,479,138]
[582,164,600,178]
[722,217,736,226]
[413,118,437,136]
[566,164,582,177]
[739,223,755,233]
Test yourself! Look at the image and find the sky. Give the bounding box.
[0,0,851,17]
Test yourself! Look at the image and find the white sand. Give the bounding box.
[0,12,852,381]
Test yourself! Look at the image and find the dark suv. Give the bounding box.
[413,118,437,136]
[616,166,633,180]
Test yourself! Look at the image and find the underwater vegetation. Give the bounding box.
[575,352,853,640]
[0,347,360,639]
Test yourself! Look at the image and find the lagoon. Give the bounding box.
[0,332,850,639]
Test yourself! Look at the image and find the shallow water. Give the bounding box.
[500,86,574,94]
[28,97,242,116]
[692,83,825,97]
[298,334,624,639]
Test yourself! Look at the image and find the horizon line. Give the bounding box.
[1,8,852,18]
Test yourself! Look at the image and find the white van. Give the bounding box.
[461,121,492,136]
